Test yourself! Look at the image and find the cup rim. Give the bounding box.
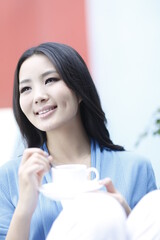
[53,164,88,170]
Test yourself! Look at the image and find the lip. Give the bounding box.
[34,105,57,117]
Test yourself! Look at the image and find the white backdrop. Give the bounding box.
[86,0,160,186]
[0,109,18,166]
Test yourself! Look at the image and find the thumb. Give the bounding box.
[99,178,117,193]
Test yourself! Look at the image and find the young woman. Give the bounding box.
[0,42,157,240]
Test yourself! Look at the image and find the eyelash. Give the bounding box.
[20,86,30,94]
[20,77,60,94]
[45,77,60,84]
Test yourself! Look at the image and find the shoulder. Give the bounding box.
[96,143,156,184]
[102,147,152,167]
[0,158,21,238]
[103,149,156,178]
[0,157,21,206]
[102,148,157,188]
[115,150,150,164]
[0,157,21,182]
[0,156,21,170]
[92,140,153,170]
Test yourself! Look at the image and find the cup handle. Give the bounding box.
[87,167,99,181]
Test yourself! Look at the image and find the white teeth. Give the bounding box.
[38,108,53,115]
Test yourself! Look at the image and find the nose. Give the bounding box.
[34,90,49,104]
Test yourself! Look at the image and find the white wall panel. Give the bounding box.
[86,0,160,185]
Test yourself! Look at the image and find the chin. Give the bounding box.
[37,124,60,132]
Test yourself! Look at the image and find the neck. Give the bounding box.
[46,119,91,166]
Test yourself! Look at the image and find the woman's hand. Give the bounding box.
[6,148,53,240]
[99,178,131,216]
[18,148,52,217]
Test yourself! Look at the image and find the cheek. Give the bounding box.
[67,96,80,114]
[62,93,78,107]
[19,97,28,114]
[57,89,70,107]
[55,86,79,111]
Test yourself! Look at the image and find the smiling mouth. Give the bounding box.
[36,106,57,115]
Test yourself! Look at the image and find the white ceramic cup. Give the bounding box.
[51,164,99,190]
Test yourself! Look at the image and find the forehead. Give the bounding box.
[19,54,57,80]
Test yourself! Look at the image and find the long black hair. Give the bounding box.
[13,42,124,151]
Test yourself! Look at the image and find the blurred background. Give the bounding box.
[0,0,160,186]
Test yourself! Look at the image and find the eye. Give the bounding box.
[45,77,59,85]
[20,86,31,94]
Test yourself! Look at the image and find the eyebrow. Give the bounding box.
[19,79,31,85]
[41,70,57,78]
[19,70,58,85]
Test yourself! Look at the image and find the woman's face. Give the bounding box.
[19,54,81,132]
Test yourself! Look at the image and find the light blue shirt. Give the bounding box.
[0,140,157,239]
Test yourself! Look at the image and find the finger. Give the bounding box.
[23,163,45,175]
[47,155,54,167]
[99,178,117,193]
[19,164,48,191]
[21,148,48,164]
[19,153,51,175]
[19,161,49,183]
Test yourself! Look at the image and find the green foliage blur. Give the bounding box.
[135,108,160,147]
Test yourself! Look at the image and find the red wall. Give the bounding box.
[0,0,88,108]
